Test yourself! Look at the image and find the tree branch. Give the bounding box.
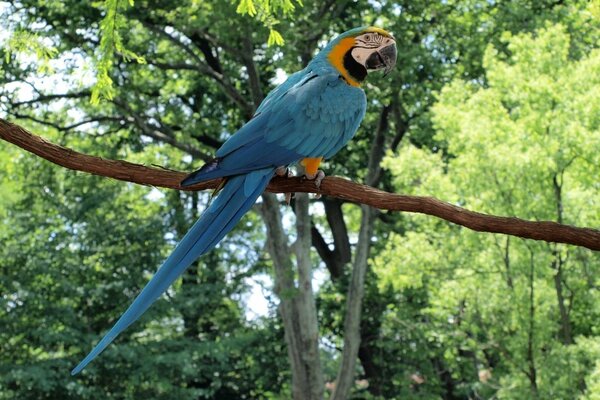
[241,34,264,109]
[141,22,254,118]
[10,91,92,107]
[1,118,599,251]
[109,99,211,161]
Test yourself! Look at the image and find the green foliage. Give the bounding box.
[4,30,58,74]
[0,126,288,398]
[91,0,301,103]
[379,23,600,398]
[235,0,302,46]
[92,0,146,104]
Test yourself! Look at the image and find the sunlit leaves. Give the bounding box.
[267,29,285,47]
[92,0,146,104]
[379,22,599,398]
[4,30,58,74]
[236,0,257,16]
[235,0,302,46]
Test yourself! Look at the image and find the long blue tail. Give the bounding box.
[71,168,274,375]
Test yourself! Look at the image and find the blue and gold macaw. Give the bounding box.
[72,26,396,374]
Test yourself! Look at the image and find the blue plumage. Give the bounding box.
[71,168,273,375]
[71,26,390,374]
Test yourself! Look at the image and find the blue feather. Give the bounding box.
[73,27,371,373]
[71,168,274,375]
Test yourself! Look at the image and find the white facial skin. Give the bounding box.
[350,32,395,70]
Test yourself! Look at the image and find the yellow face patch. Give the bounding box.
[327,37,360,87]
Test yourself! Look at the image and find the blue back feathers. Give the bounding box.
[72,27,370,374]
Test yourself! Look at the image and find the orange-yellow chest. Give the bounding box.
[327,37,360,87]
[300,157,323,176]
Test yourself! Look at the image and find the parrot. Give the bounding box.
[71,26,397,375]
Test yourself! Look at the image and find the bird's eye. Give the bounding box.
[364,34,371,41]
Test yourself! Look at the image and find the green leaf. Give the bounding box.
[92,0,145,103]
[267,29,284,46]
[236,0,257,17]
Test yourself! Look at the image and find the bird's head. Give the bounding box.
[318,26,397,87]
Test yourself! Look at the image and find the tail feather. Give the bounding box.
[71,168,274,375]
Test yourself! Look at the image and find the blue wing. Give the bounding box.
[72,168,274,375]
[182,69,366,185]
[74,66,367,374]
[254,69,307,115]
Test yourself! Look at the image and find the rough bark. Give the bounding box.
[294,193,325,399]
[1,118,598,251]
[331,205,376,400]
[261,193,323,400]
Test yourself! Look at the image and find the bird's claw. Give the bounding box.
[276,166,295,205]
[303,169,325,199]
[304,169,325,187]
[277,167,325,203]
[275,166,293,178]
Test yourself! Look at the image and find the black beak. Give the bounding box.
[365,43,397,76]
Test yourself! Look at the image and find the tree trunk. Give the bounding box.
[527,250,539,398]
[330,104,390,399]
[552,251,573,345]
[261,193,324,400]
[331,205,375,399]
[552,174,573,345]
[295,192,325,397]
[503,237,515,290]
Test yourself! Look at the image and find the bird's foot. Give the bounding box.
[276,166,295,205]
[304,169,325,187]
[275,166,292,178]
[303,169,325,199]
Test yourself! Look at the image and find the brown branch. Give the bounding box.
[1,117,599,251]
[8,112,125,133]
[11,91,92,107]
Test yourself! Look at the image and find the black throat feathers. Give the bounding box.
[343,49,367,83]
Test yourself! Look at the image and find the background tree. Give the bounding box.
[378,23,600,398]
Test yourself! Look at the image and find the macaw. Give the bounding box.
[71,26,396,375]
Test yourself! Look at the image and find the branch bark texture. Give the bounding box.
[1,118,599,251]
